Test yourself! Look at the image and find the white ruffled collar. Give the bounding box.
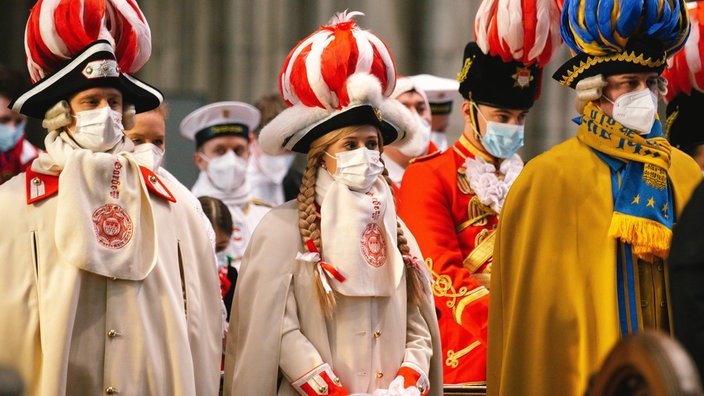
[463,154,523,214]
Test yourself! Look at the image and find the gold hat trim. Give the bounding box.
[558,51,666,87]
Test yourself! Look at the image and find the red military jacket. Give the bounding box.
[397,134,496,385]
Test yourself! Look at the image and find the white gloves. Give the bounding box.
[371,376,421,396]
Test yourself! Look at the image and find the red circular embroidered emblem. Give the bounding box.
[360,223,386,267]
[92,204,134,249]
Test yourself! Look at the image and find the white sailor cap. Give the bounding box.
[409,74,459,114]
[180,101,261,148]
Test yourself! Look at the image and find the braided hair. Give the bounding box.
[298,126,427,316]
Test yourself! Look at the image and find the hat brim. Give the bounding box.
[286,104,397,153]
[553,48,667,89]
[10,40,162,119]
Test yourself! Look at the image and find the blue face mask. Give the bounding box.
[480,121,524,159]
[0,121,26,152]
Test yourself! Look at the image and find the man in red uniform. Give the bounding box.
[397,41,546,384]
[0,63,41,185]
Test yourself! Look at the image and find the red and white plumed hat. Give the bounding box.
[474,0,563,69]
[10,0,162,119]
[456,0,562,109]
[662,1,704,102]
[259,11,424,155]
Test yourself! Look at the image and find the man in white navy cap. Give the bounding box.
[180,101,271,316]
[0,1,222,394]
[410,74,460,152]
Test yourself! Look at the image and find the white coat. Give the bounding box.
[0,165,222,396]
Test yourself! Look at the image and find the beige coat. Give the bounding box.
[223,200,443,396]
[0,169,222,396]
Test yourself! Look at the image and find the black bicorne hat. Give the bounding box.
[10,40,163,119]
[666,89,704,153]
[457,42,543,110]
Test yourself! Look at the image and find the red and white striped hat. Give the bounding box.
[24,0,152,83]
[474,0,563,68]
[10,0,162,119]
[259,11,423,155]
[662,1,704,102]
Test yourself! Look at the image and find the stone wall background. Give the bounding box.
[1,0,576,186]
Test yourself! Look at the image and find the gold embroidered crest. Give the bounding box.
[373,107,382,122]
[512,66,533,88]
[642,163,667,190]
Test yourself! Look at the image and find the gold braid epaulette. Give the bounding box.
[664,107,679,140]
[559,51,667,87]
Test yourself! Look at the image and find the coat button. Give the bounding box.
[373,330,381,339]
[31,177,42,185]
[376,371,384,378]
[149,175,157,184]
[107,329,120,338]
[105,386,119,394]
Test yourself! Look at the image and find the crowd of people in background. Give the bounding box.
[1,0,704,395]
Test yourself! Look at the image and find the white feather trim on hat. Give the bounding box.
[260,73,419,156]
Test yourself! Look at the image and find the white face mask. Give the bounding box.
[325,147,384,192]
[132,143,164,171]
[70,106,124,151]
[604,88,658,134]
[200,150,248,192]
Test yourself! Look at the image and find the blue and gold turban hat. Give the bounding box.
[553,0,691,88]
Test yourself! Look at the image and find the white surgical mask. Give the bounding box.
[70,106,124,151]
[325,147,384,192]
[473,102,525,158]
[132,143,164,171]
[200,150,248,192]
[604,88,658,134]
[0,120,26,152]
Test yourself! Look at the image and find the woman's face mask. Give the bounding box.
[325,147,384,192]
[200,150,248,192]
[70,106,124,152]
[603,88,658,134]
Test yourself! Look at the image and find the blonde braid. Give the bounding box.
[298,149,336,316]
[380,159,427,306]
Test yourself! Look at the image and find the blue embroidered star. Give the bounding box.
[631,195,640,204]
[647,197,655,208]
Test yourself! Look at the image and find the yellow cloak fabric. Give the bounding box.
[487,136,702,396]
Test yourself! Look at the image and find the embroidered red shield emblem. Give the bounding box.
[360,223,386,267]
[92,203,134,249]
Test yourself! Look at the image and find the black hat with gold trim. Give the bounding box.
[459,0,563,109]
[457,42,543,110]
[665,90,704,154]
[553,0,691,88]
